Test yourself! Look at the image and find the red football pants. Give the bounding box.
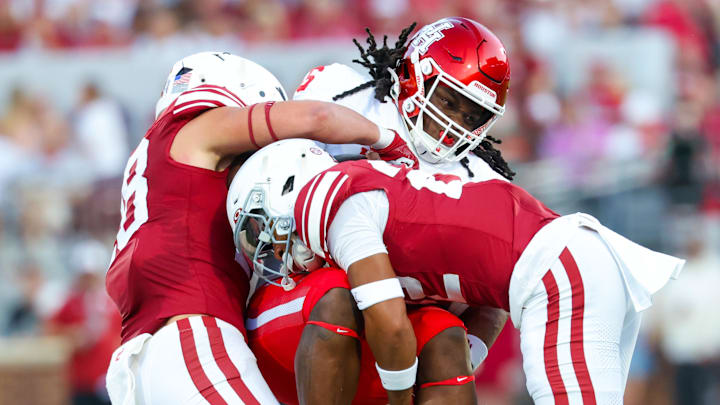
[246,268,466,405]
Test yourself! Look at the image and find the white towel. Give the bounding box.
[106,333,152,405]
[509,213,685,328]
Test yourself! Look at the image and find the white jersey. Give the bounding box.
[293,63,506,182]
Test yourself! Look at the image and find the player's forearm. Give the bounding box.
[203,101,381,156]
[347,255,417,404]
[302,101,380,146]
[364,308,417,370]
[363,305,417,405]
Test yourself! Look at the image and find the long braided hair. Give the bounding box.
[333,23,417,103]
[335,23,516,181]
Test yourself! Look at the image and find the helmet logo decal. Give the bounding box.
[411,21,453,55]
[468,80,497,104]
[309,147,323,155]
[233,208,241,224]
[172,67,193,93]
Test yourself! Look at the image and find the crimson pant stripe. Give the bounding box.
[177,318,228,405]
[559,248,597,405]
[202,317,261,405]
[542,270,569,405]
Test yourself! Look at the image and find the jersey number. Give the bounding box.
[296,66,325,93]
[367,160,463,199]
[115,139,150,252]
[397,273,466,303]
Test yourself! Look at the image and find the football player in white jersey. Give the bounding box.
[291,15,514,395]
[293,18,515,183]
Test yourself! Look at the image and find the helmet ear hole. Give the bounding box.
[421,59,433,75]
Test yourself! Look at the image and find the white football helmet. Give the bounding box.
[155,51,288,118]
[226,139,337,289]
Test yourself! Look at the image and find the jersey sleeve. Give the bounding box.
[168,85,246,119]
[327,190,389,270]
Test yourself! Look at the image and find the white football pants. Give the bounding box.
[520,228,642,405]
[106,316,279,405]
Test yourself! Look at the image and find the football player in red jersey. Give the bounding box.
[227,145,482,405]
[104,51,419,405]
[243,268,475,405]
[228,139,685,405]
[292,17,515,372]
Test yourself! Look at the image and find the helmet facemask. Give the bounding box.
[392,56,505,163]
[226,139,338,290]
[234,187,312,291]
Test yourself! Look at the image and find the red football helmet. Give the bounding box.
[390,17,510,162]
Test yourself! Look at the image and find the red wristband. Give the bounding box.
[264,101,277,141]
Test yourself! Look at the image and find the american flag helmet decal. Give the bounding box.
[172,67,193,93]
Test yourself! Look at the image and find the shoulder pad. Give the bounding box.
[293,63,369,102]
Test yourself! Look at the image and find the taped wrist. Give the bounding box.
[350,278,404,310]
[371,127,396,150]
[468,334,489,371]
[375,357,418,391]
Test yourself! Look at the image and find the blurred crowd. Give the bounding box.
[0,0,719,404]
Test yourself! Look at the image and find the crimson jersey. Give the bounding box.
[106,85,250,343]
[295,160,559,310]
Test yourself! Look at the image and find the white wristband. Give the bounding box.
[468,334,489,372]
[351,278,404,310]
[375,357,418,391]
[371,127,395,149]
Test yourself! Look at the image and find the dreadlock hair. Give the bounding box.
[472,135,516,181]
[333,22,417,103]
[336,22,516,182]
